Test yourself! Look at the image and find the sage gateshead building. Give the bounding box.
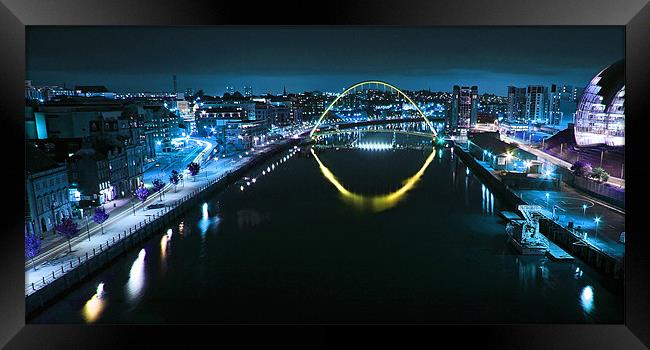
[574,59,625,146]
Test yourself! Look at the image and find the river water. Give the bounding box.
[30,130,623,324]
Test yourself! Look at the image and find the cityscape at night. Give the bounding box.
[24,26,625,323]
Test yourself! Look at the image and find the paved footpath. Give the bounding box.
[25,136,300,296]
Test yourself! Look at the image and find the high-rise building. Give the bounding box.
[448,85,478,132]
[525,85,549,123]
[506,86,527,122]
[548,84,562,125]
[243,86,253,97]
[552,85,581,128]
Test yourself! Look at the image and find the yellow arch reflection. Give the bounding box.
[309,80,437,138]
[311,147,436,212]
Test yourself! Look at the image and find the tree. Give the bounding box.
[571,160,592,177]
[169,170,180,192]
[135,185,150,206]
[55,217,80,253]
[25,228,41,270]
[187,162,201,180]
[152,177,166,200]
[590,167,610,183]
[92,207,109,235]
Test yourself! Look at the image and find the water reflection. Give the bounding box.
[481,185,494,215]
[311,147,436,212]
[126,249,146,302]
[581,285,594,313]
[160,229,172,259]
[81,282,105,323]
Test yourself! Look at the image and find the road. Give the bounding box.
[501,134,625,188]
[26,137,215,270]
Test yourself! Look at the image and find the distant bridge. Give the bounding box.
[314,128,438,140]
[309,80,438,138]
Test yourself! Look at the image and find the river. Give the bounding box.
[30,128,623,324]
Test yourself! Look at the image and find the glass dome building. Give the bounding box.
[574,60,625,146]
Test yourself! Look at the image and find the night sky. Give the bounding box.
[26,26,624,96]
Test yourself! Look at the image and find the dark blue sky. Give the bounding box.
[26,26,624,96]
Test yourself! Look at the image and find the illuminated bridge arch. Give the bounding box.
[309,80,438,138]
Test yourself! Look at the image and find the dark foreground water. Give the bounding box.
[30,133,623,324]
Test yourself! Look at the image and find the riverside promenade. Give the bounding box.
[25,136,299,297]
[453,143,624,279]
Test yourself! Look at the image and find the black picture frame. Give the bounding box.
[1,0,648,348]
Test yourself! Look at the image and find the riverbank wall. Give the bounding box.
[26,139,299,319]
[453,146,623,282]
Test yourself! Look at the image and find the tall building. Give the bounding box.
[548,84,562,125]
[506,86,527,122]
[554,85,582,128]
[525,85,549,123]
[243,86,253,97]
[448,85,478,132]
[225,86,235,95]
[574,60,625,146]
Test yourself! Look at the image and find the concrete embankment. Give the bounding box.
[26,139,300,319]
[453,146,623,282]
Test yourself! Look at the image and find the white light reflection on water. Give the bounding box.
[202,203,209,220]
[490,193,494,215]
[81,282,105,323]
[126,249,146,302]
[580,285,594,313]
[160,229,172,259]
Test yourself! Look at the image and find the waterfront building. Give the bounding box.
[467,132,537,171]
[574,60,625,146]
[25,144,73,238]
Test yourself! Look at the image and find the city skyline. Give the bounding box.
[26,27,623,95]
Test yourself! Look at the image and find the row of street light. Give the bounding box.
[543,191,602,238]
[240,146,300,192]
